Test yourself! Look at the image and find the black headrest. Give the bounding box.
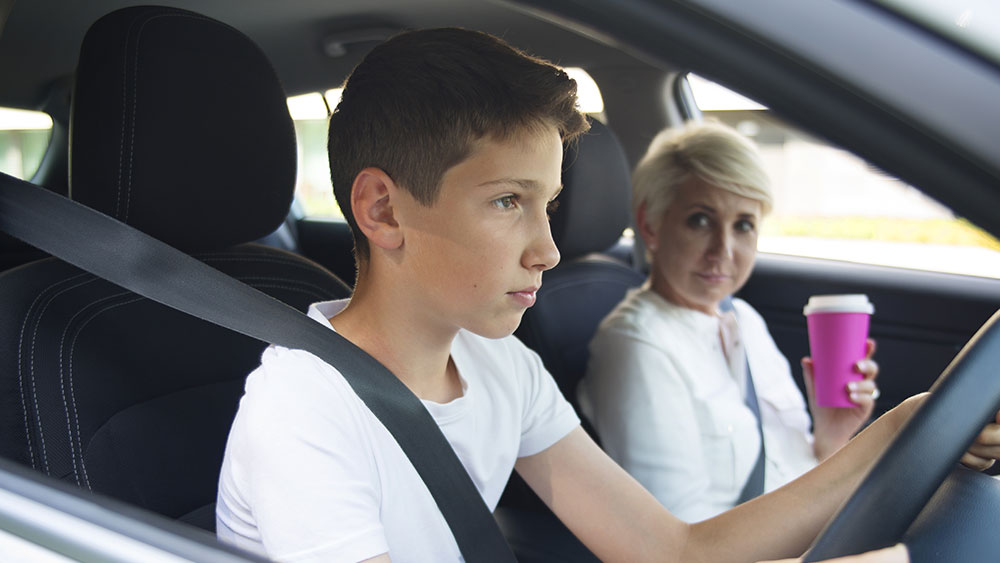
[69,6,296,251]
[551,118,632,262]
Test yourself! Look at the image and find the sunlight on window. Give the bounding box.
[0,107,53,180]
[287,93,328,120]
[324,88,344,111]
[687,74,765,112]
[287,96,339,219]
[687,74,1000,279]
[0,108,53,130]
[565,67,604,114]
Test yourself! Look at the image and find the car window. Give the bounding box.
[874,0,1000,65]
[288,67,606,219]
[687,73,1000,279]
[0,107,52,180]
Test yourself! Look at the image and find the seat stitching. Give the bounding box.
[115,14,143,219]
[19,273,97,474]
[63,292,141,489]
[123,17,146,222]
[16,274,324,479]
[18,273,91,470]
[199,254,309,264]
[199,254,335,271]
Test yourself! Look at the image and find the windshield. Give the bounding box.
[873,0,1000,65]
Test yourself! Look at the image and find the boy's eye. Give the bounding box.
[686,212,710,229]
[493,195,517,210]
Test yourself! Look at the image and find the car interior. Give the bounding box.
[0,4,352,532]
[2,0,1000,561]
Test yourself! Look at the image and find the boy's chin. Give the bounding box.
[465,317,524,340]
[470,326,520,340]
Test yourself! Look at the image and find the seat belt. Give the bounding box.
[720,298,766,503]
[736,357,766,503]
[0,172,516,563]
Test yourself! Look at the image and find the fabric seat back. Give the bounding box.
[0,6,350,531]
[514,118,644,410]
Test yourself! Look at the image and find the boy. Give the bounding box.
[216,28,992,562]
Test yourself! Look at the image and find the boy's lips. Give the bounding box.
[507,286,539,308]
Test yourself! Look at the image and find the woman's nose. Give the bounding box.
[707,229,733,261]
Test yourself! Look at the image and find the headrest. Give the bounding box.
[551,118,632,262]
[69,6,296,251]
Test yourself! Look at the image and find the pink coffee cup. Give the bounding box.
[803,294,874,408]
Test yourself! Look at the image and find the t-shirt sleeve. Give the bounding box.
[220,348,390,563]
[580,326,727,522]
[512,341,581,457]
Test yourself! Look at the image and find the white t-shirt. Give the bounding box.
[577,284,816,522]
[216,300,579,562]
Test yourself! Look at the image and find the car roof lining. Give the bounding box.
[0,0,661,110]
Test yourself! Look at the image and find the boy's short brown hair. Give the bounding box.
[328,27,589,264]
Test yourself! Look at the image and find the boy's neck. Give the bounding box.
[328,274,464,403]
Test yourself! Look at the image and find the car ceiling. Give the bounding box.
[0,0,655,113]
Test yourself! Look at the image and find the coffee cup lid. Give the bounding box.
[803,294,874,316]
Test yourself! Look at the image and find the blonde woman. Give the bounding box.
[578,121,880,522]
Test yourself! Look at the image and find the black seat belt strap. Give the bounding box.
[0,173,515,563]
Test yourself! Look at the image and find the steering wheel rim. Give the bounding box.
[803,309,1000,561]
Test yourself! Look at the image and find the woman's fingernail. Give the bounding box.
[848,381,860,391]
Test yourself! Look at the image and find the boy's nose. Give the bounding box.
[525,221,561,272]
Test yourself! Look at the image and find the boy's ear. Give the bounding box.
[635,201,659,252]
[351,167,403,251]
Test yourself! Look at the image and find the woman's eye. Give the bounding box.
[686,213,710,228]
[493,195,517,210]
[735,219,756,233]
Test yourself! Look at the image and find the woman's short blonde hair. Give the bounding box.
[632,120,773,231]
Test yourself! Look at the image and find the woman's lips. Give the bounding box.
[696,272,729,284]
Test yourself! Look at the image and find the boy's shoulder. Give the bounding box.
[240,343,367,431]
[242,311,542,410]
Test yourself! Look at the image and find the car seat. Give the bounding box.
[499,118,644,562]
[514,117,645,413]
[0,6,350,532]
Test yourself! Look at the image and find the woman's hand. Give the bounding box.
[759,543,908,563]
[806,339,880,461]
[961,409,1000,470]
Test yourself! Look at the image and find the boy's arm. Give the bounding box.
[515,395,923,563]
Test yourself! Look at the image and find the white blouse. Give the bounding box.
[577,283,817,522]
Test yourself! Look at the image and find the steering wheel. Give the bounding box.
[803,310,1000,561]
